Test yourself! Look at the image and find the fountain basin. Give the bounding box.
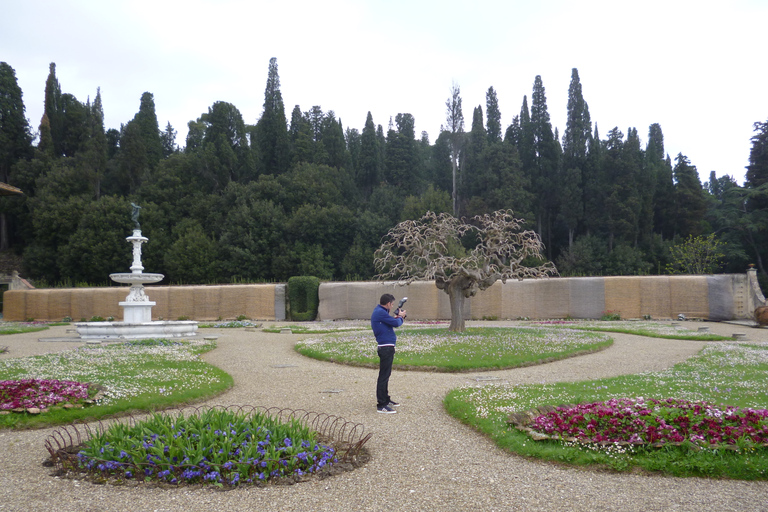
[110,273,164,284]
[75,320,198,340]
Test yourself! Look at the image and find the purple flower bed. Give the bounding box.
[526,397,768,447]
[0,379,90,410]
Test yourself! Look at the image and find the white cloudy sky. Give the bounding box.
[3,0,767,184]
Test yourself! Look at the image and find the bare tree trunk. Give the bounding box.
[447,287,466,332]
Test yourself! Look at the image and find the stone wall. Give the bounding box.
[3,284,286,322]
[317,274,751,321]
[2,273,755,322]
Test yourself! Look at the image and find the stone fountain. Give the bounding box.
[75,205,198,340]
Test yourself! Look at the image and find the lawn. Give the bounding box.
[296,327,613,371]
[444,342,768,479]
[0,338,233,429]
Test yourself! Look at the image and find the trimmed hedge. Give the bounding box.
[288,276,320,321]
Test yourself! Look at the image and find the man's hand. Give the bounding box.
[397,309,407,319]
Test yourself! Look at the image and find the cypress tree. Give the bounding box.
[530,75,560,254]
[485,86,502,144]
[255,57,290,174]
[132,92,163,167]
[358,112,381,198]
[42,62,63,156]
[672,153,707,237]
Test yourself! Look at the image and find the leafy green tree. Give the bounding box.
[555,234,607,276]
[666,234,725,274]
[163,219,221,284]
[219,184,286,281]
[58,196,133,283]
[401,184,452,220]
[254,58,290,175]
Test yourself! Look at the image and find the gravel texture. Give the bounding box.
[1,321,768,511]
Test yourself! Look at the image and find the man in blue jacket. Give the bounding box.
[371,293,406,414]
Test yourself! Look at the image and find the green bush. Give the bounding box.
[288,276,320,321]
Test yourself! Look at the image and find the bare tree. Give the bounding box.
[443,82,464,216]
[374,210,557,332]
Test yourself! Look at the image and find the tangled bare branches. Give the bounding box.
[374,210,557,331]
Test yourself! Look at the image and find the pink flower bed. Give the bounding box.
[527,397,768,447]
[0,379,91,410]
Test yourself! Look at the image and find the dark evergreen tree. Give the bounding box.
[42,62,63,156]
[529,75,561,256]
[459,105,487,208]
[289,105,314,165]
[672,153,707,237]
[255,57,290,175]
[647,123,675,239]
[133,92,163,167]
[560,68,591,248]
[485,86,502,144]
[358,112,381,198]
[0,62,33,250]
[80,88,108,199]
[160,122,178,157]
[504,115,520,146]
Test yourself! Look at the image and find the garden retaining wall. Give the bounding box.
[3,271,761,323]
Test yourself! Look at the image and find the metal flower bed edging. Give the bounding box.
[44,404,372,486]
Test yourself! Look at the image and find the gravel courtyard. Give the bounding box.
[1,321,767,512]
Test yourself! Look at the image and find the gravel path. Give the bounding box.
[1,321,768,511]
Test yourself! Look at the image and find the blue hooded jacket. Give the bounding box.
[371,304,403,347]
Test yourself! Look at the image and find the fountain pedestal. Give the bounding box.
[75,227,198,340]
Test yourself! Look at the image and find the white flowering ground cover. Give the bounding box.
[444,342,768,478]
[263,320,371,334]
[296,327,612,371]
[528,320,732,341]
[0,339,232,428]
[0,322,50,335]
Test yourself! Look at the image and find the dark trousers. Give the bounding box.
[376,346,395,407]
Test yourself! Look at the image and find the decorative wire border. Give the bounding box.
[45,404,372,483]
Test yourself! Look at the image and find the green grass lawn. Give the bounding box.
[296,327,613,371]
[0,338,233,429]
[527,320,733,341]
[444,342,768,479]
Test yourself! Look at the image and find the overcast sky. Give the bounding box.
[4,0,767,184]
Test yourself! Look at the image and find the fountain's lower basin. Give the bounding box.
[75,320,198,340]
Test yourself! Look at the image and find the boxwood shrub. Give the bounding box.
[288,276,320,321]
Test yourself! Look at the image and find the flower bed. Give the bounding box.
[68,408,360,487]
[0,379,92,412]
[511,397,768,449]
